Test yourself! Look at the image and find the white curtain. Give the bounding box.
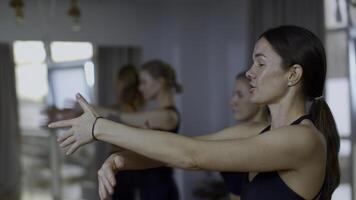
[0,43,21,200]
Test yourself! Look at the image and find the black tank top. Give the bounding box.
[140,106,180,176]
[222,115,322,200]
[164,106,180,133]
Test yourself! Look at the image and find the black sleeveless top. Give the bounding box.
[164,106,180,133]
[221,115,321,200]
[140,106,180,176]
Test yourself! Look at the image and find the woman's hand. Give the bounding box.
[48,93,100,155]
[98,153,125,200]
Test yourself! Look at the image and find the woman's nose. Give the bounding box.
[245,67,255,80]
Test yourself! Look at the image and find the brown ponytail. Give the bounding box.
[309,99,340,200]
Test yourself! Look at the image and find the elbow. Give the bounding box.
[176,149,201,170]
[179,158,199,170]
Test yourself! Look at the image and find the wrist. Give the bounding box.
[92,116,103,141]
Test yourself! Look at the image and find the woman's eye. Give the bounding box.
[253,62,264,67]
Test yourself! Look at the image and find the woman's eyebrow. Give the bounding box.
[253,53,266,59]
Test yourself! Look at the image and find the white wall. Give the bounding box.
[0,1,250,199]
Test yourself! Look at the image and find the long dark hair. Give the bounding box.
[117,64,144,111]
[260,25,340,200]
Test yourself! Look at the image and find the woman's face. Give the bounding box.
[246,37,289,105]
[139,71,163,100]
[230,79,260,121]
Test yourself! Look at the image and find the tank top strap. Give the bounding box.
[290,114,311,125]
[260,114,311,135]
[260,125,271,134]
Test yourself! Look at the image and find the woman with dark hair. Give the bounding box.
[49,25,340,200]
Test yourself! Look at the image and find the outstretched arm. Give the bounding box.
[49,94,322,172]
[94,119,319,171]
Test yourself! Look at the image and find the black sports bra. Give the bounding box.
[222,115,322,200]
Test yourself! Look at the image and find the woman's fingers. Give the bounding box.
[59,135,76,148]
[76,93,96,115]
[98,171,113,200]
[101,171,114,195]
[57,129,74,142]
[113,155,124,168]
[47,93,99,157]
[66,142,81,155]
[98,176,106,200]
[103,164,116,186]
[48,119,73,128]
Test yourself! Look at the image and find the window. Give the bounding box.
[15,40,95,200]
[50,42,93,62]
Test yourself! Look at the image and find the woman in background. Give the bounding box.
[219,71,269,200]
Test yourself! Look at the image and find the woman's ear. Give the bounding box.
[287,64,303,87]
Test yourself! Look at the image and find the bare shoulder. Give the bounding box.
[297,119,326,149]
[268,120,326,160]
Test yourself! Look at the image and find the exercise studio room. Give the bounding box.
[0,0,355,200]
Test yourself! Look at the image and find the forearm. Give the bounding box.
[95,118,199,170]
[115,151,166,170]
